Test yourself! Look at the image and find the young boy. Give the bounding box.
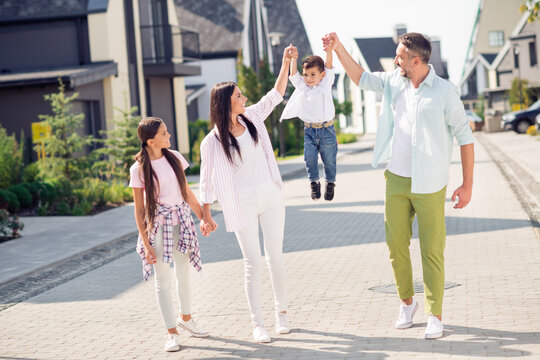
[280,45,337,201]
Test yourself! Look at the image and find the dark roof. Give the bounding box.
[175,0,245,56]
[0,0,108,23]
[265,0,312,60]
[354,37,396,72]
[431,60,449,79]
[0,61,117,88]
[480,53,498,65]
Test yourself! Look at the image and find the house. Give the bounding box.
[176,0,312,122]
[336,25,449,134]
[176,0,271,122]
[459,0,523,110]
[0,0,200,157]
[484,12,540,114]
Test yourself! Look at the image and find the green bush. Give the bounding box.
[337,133,357,144]
[0,189,20,213]
[21,182,40,205]
[7,184,32,209]
[21,163,40,183]
[37,205,47,216]
[71,200,92,216]
[0,125,24,188]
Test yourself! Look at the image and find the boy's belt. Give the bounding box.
[304,120,333,128]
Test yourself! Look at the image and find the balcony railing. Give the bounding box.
[140,25,200,64]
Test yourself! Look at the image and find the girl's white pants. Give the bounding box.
[153,225,192,329]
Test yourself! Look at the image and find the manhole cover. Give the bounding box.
[369,281,460,294]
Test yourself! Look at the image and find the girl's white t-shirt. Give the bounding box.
[232,129,272,187]
[129,150,189,206]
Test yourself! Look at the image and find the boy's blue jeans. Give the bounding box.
[304,125,338,183]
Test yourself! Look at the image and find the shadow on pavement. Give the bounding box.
[182,326,533,359]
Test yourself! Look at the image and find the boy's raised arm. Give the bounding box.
[325,45,333,69]
[290,45,298,76]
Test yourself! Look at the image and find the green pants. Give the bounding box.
[384,170,446,316]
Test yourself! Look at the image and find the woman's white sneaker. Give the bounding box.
[164,334,180,352]
[253,324,271,343]
[424,315,444,339]
[395,300,418,329]
[275,312,290,334]
[177,317,209,338]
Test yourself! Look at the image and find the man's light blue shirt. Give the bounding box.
[359,65,473,194]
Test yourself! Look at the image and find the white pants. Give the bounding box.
[234,180,287,326]
[153,225,192,329]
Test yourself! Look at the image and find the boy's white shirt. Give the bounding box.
[279,67,335,123]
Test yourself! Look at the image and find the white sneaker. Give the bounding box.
[253,324,271,343]
[424,315,444,339]
[164,334,180,352]
[275,312,290,334]
[177,317,209,338]
[395,299,419,329]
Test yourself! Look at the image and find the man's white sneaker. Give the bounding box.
[253,324,271,343]
[177,317,209,338]
[275,312,290,334]
[164,334,180,352]
[395,299,419,329]
[424,315,444,339]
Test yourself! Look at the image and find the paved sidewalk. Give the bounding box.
[0,134,539,359]
[0,136,375,286]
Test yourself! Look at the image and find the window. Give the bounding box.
[530,41,537,67]
[488,31,505,47]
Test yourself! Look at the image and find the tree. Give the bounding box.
[37,79,93,181]
[0,125,23,188]
[92,105,141,180]
[508,77,535,109]
[520,0,540,22]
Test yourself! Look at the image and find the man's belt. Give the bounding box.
[304,120,334,129]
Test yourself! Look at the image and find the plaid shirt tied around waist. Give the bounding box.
[136,202,202,281]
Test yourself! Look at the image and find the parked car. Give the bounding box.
[501,99,540,133]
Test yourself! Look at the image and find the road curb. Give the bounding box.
[476,132,540,241]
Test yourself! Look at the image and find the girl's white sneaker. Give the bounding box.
[275,312,290,334]
[164,334,180,352]
[177,317,209,338]
[253,324,271,343]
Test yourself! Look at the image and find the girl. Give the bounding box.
[129,117,215,352]
[199,45,293,343]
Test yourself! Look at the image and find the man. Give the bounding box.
[323,32,474,339]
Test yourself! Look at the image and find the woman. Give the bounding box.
[199,45,293,343]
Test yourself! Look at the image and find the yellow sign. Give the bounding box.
[511,103,525,112]
[31,122,51,143]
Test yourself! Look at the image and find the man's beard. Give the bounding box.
[399,66,410,78]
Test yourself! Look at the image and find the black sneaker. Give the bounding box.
[310,181,321,200]
[324,182,335,201]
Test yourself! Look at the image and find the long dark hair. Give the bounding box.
[210,81,258,163]
[134,117,189,232]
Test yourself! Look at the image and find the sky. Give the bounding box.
[295,0,481,85]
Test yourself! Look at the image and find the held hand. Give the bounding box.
[199,220,210,236]
[322,32,340,51]
[451,184,472,209]
[282,44,295,63]
[289,46,298,59]
[202,215,218,233]
[144,245,157,264]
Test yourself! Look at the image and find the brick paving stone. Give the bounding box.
[1,136,539,359]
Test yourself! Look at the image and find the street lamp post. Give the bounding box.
[268,32,286,158]
[514,45,523,110]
